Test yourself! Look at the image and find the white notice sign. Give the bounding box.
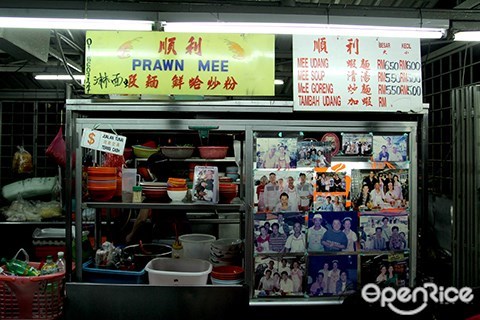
[293,35,423,112]
[81,128,126,155]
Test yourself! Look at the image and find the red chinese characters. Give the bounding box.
[186,36,203,56]
[172,75,185,89]
[145,74,159,88]
[313,37,329,54]
[346,38,360,55]
[158,37,178,55]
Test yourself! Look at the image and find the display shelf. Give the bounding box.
[135,156,237,162]
[84,202,245,211]
[0,221,66,225]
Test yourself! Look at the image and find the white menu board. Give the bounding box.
[293,35,423,113]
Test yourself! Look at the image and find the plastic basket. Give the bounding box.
[0,262,65,320]
[82,260,147,284]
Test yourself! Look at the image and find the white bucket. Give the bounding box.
[145,257,212,286]
[179,233,216,261]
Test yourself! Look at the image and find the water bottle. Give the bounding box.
[0,257,41,276]
[56,251,66,273]
[40,255,58,275]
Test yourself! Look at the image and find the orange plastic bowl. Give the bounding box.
[198,146,228,159]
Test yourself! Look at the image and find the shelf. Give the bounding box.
[0,221,66,225]
[84,202,245,211]
[135,157,237,163]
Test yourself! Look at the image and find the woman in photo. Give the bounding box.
[376,265,387,284]
[256,175,268,212]
[355,185,371,210]
[342,217,358,251]
[327,260,341,294]
[290,260,304,293]
[385,265,399,287]
[256,225,270,253]
[277,145,291,169]
[332,173,344,191]
[332,196,345,211]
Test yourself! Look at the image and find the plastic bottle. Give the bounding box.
[56,251,66,273]
[0,257,41,276]
[40,255,58,275]
[172,240,183,259]
[132,185,143,203]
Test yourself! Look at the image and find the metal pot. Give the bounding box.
[122,243,172,270]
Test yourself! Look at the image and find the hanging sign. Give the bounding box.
[293,35,423,112]
[85,31,275,96]
[81,128,126,155]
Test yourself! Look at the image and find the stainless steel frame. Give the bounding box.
[65,99,422,306]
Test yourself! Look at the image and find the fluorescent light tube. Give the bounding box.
[274,79,284,85]
[162,22,445,39]
[454,31,480,41]
[0,17,153,31]
[35,74,85,81]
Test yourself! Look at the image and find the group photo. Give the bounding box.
[359,213,409,252]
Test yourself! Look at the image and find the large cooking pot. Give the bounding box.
[122,243,172,270]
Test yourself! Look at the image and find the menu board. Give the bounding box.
[293,35,423,113]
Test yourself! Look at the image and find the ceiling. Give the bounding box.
[0,0,478,99]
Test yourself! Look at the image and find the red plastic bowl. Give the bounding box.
[211,265,244,279]
[198,146,228,159]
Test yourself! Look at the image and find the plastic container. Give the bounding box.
[179,234,216,260]
[122,243,172,270]
[122,168,140,202]
[197,146,228,159]
[82,260,147,284]
[145,257,212,286]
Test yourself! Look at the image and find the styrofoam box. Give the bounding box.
[145,257,212,286]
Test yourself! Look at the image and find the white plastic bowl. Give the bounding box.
[167,189,187,202]
[145,257,212,286]
[179,233,216,260]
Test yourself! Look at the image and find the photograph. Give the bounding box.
[296,139,332,168]
[320,132,341,157]
[341,133,373,156]
[313,169,351,211]
[359,212,409,252]
[373,135,408,162]
[307,255,358,297]
[254,212,307,254]
[306,211,359,252]
[360,253,410,288]
[192,166,218,203]
[256,138,298,169]
[254,255,306,297]
[351,168,409,211]
[254,169,315,213]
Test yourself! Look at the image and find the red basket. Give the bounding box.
[0,262,65,320]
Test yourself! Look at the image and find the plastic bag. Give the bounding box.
[12,146,33,174]
[103,153,125,176]
[46,127,66,168]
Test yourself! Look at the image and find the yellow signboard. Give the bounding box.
[85,31,275,96]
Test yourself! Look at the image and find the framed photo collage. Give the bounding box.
[253,133,410,298]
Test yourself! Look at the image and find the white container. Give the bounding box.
[145,257,212,286]
[179,234,216,260]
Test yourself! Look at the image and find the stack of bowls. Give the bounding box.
[140,182,169,202]
[225,166,239,181]
[219,183,238,204]
[87,167,117,201]
[167,178,188,202]
[210,265,244,285]
[210,238,243,267]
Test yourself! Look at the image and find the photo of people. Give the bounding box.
[307,255,357,297]
[254,212,306,253]
[297,139,332,168]
[306,211,359,252]
[359,212,409,252]
[256,138,298,169]
[192,166,218,203]
[351,169,409,211]
[313,169,351,211]
[360,253,409,288]
[254,255,306,297]
[253,170,314,213]
[341,133,373,156]
[373,135,408,162]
